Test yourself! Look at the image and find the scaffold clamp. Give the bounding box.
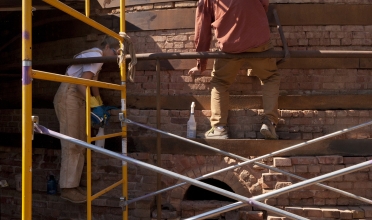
[31,116,39,140]
[119,196,127,211]
[118,113,129,127]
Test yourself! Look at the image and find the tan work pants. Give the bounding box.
[54,82,86,188]
[210,42,281,127]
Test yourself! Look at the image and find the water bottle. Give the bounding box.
[95,127,105,148]
[187,102,196,138]
[47,175,57,195]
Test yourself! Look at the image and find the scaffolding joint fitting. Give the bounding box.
[119,113,130,127]
[119,196,127,211]
[31,116,39,140]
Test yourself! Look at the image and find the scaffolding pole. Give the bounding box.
[21,0,33,219]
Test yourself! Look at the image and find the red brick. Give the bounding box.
[338,207,353,219]
[284,207,304,216]
[303,207,322,217]
[351,207,365,218]
[294,165,308,172]
[354,181,372,188]
[273,157,292,167]
[361,206,372,217]
[344,173,369,181]
[291,156,317,165]
[322,208,340,218]
[317,155,343,164]
[343,157,366,164]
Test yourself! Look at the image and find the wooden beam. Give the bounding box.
[97,0,186,8]
[107,4,372,31]
[123,8,196,31]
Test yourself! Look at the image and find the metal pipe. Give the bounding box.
[19,50,372,67]
[119,1,128,218]
[32,70,123,90]
[123,119,372,206]
[254,162,372,204]
[156,59,162,220]
[273,9,290,64]
[193,159,372,219]
[21,0,33,219]
[86,86,93,220]
[33,124,307,220]
[42,0,122,41]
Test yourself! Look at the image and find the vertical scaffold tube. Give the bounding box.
[120,1,128,219]
[22,0,33,219]
[85,0,90,17]
[86,86,93,220]
[156,60,162,220]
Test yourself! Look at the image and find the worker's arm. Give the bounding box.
[91,73,100,97]
[77,71,94,98]
[189,0,213,75]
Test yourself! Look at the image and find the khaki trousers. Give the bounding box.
[210,42,281,127]
[54,82,86,188]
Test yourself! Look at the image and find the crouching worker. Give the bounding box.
[53,36,119,203]
[188,0,281,140]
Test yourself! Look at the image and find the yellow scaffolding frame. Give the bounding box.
[21,0,128,219]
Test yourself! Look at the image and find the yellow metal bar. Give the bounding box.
[42,0,122,41]
[86,0,90,17]
[22,0,33,219]
[91,132,122,142]
[92,179,124,200]
[120,0,128,219]
[86,86,93,220]
[32,70,122,90]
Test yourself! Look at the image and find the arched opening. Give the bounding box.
[183,178,236,202]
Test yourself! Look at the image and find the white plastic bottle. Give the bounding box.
[187,102,197,138]
[95,127,105,148]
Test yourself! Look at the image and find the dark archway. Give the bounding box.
[183,178,236,202]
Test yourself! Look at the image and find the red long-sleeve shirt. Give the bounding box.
[195,0,271,67]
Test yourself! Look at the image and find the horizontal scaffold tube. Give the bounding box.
[31,50,372,66]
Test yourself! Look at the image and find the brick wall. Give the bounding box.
[1,146,372,219]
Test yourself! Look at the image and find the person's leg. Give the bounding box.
[55,84,87,203]
[204,58,242,138]
[247,45,280,139]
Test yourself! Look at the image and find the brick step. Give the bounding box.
[267,206,372,220]
[130,137,372,157]
[126,94,372,111]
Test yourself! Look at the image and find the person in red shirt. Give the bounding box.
[189,0,280,139]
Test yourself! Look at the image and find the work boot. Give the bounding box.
[60,188,87,203]
[260,118,278,140]
[198,126,228,139]
[77,187,87,196]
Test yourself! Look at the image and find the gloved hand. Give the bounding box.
[96,96,103,106]
[90,96,103,108]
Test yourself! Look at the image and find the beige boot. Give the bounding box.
[77,187,87,196]
[60,188,86,203]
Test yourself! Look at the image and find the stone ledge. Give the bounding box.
[131,137,372,157]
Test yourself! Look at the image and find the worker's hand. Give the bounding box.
[90,96,103,108]
[188,66,200,75]
[96,96,103,106]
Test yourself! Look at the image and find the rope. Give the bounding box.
[118,32,137,82]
